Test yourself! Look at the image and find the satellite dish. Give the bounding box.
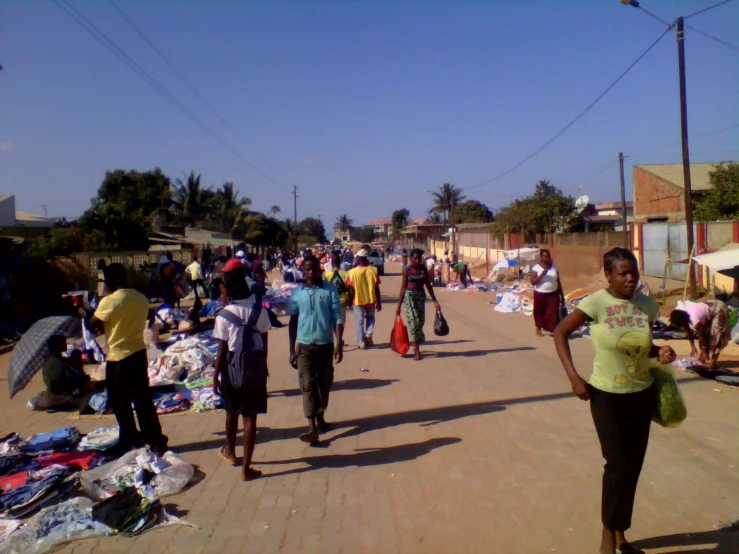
[575,195,590,213]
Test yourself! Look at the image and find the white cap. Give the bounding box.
[236,250,245,258]
[357,249,370,257]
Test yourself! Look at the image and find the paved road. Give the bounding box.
[1,263,738,553]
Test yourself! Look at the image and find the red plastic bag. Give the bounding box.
[390,316,410,356]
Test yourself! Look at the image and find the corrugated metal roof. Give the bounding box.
[635,163,718,191]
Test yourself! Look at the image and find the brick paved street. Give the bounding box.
[2,264,738,553]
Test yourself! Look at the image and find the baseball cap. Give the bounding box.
[235,250,245,258]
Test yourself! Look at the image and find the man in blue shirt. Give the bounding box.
[288,255,344,444]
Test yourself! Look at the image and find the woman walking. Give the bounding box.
[553,247,675,554]
[670,299,730,368]
[395,249,441,361]
[530,249,565,337]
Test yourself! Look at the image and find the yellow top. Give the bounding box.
[347,266,381,307]
[94,289,149,361]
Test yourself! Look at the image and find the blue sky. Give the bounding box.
[1,0,737,227]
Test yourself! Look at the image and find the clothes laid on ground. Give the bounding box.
[0,465,73,517]
[78,428,120,451]
[19,428,81,454]
[92,486,143,531]
[93,289,149,362]
[0,433,21,454]
[38,451,101,471]
[577,289,659,394]
[0,453,36,477]
[87,391,109,414]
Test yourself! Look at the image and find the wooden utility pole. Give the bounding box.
[450,197,456,256]
[293,185,299,251]
[619,152,628,248]
[677,17,696,300]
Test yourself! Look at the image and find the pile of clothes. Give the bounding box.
[673,357,739,388]
[0,427,194,553]
[263,281,298,316]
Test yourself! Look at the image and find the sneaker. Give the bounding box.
[365,335,374,347]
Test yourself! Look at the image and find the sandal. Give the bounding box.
[299,431,320,445]
[242,467,263,481]
[219,446,238,466]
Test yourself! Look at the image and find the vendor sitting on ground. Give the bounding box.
[670,299,731,369]
[174,299,203,336]
[35,335,95,410]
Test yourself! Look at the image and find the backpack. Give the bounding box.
[223,304,267,389]
[330,271,347,295]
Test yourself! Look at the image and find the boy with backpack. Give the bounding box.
[323,251,351,331]
[213,287,271,481]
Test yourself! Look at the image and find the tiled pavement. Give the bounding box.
[1,266,738,553]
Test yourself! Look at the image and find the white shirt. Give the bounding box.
[213,300,271,356]
[531,264,559,293]
[425,259,436,270]
[186,261,204,280]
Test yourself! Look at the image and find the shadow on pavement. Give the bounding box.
[431,347,535,358]
[261,437,461,477]
[175,390,579,454]
[631,521,739,554]
[270,378,400,398]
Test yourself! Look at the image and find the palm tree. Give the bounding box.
[172,171,210,227]
[336,214,353,231]
[430,183,466,224]
[426,211,443,224]
[208,182,251,233]
[268,205,281,218]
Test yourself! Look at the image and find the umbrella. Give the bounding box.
[8,316,81,398]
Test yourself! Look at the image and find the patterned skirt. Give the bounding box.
[404,289,426,344]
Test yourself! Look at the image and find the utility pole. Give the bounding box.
[619,152,628,248]
[677,16,696,300]
[293,185,299,252]
[450,197,456,256]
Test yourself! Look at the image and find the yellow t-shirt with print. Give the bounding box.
[346,266,381,307]
[577,289,659,394]
[94,289,149,362]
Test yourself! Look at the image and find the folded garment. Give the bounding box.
[0,466,72,517]
[0,453,37,477]
[92,486,143,532]
[0,433,20,455]
[88,392,108,414]
[38,451,101,471]
[79,428,119,451]
[19,428,81,454]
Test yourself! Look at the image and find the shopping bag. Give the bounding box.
[390,317,410,356]
[558,304,569,322]
[651,365,688,428]
[433,311,450,336]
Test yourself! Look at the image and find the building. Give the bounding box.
[333,226,351,243]
[633,163,716,223]
[581,202,633,232]
[0,195,58,240]
[365,218,392,238]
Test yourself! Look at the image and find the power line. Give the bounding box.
[629,122,739,157]
[685,0,734,19]
[465,26,673,192]
[52,0,292,194]
[636,5,674,28]
[106,0,295,185]
[685,24,739,52]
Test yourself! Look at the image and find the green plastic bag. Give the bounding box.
[651,366,688,428]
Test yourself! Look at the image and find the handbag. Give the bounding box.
[558,304,568,322]
[390,317,410,356]
[433,311,450,336]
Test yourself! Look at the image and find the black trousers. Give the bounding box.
[296,343,334,418]
[589,384,655,531]
[188,279,206,300]
[106,349,166,451]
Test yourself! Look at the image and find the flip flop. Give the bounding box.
[299,432,320,445]
[219,446,238,466]
[242,467,263,481]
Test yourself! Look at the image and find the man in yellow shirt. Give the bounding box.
[84,263,168,455]
[346,249,382,349]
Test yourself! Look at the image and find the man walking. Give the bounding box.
[186,256,207,300]
[346,249,382,348]
[288,256,344,444]
[84,263,168,455]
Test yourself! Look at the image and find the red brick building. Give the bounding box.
[633,163,716,223]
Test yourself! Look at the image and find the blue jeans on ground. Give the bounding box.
[352,305,376,345]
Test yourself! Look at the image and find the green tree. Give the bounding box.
[454,200,494,223]
[431,183,466,224]
[350,226,376,244]
[425,211,443,224]
[171,171,211,227]
[77,202,151,251]
[96,168,172,220]
[693,163,739,221]
[391,208,410,239]
[29,227,85,257]
[336,214,353,231]
[298,217,327,243]
[234,213,288,247]
[490,180,576,236]
[204,182,251,233]
[268,205,281,218]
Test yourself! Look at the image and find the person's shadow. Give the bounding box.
[432,347,535,358]
[261,437,461,477]
[631,521,739,553]
[270,378,399,398]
